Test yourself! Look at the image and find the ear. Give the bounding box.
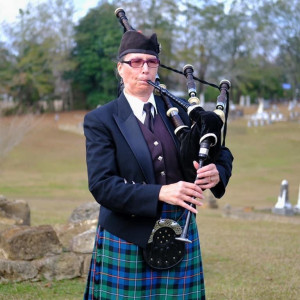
[117,62,123,78]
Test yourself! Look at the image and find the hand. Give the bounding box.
[159,181,204,214]
[194,162,220,189]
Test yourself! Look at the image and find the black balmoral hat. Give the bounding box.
[118,31,160,59]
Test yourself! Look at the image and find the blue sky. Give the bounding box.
[0,0,233,25]
[0,0,100,24]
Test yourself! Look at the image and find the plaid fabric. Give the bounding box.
[84,203,205,299]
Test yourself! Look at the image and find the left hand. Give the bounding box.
[193,161,220,189]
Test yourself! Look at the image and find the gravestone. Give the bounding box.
[272,180,294,215]
[294,184,300,214]
[239,95,245,106]
[245,95,251,107]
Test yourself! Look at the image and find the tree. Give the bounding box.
[13,39,55,106]
[177,1,228,95]
[263,0,300,99]
[0,43,15,97]
[3,0,76,109]
[72,1,122,108]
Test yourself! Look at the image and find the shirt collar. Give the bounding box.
[124,91,157,123]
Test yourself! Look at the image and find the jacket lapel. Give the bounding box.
[113,93,155,183]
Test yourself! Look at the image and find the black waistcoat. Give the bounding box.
[139,113,184,184]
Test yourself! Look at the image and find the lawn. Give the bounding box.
[0,108,299,299]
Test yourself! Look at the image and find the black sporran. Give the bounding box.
[143,219,185,270]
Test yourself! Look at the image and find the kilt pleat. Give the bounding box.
[84,204,205,299]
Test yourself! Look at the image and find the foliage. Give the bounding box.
[71,2,122,108]
[0,43,15,97]
[1,0,76,109]
[12,40,55,105]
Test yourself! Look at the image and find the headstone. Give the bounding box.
[272,180,294,215]
[257,98,264,114]
[246,95,251,107]
[294,184,300,214]
[239,95,245,107]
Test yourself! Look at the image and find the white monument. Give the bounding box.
[294,184,300,214]
[250,98,270,126]
[239,95,245,106]
[272,180,294,215]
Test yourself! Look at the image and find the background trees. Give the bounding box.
[1,0,75,111]
[71,2,122,108]
[0,0,299,111]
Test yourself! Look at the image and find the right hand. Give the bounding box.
[158,181,204,214]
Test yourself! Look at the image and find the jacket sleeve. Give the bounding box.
[84,109,161,218]
[210,146,234,198]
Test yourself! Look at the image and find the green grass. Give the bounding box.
[0,111,300,299]
[199,210,300,300]
[0,278,86,300]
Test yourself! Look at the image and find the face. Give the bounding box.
[117,53,159,101]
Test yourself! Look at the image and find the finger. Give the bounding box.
[197,164,212,172]
[197,163,217,174]
[194,177,208,186]
[182,182,202,193]
[180,186,204,204]
[196,178,214,189]
[200,180,214,188]
[196,173,211,183]
[187,186,204,199]
[193,160,199,170]
[181,201,199,214]
[197,170,218,183]
[179,191,203,206]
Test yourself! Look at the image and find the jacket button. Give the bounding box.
[154,141,159,146]
[158,156,163,161]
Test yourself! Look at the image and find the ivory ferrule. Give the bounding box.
[174,125,189,135]
[166,107,179,117]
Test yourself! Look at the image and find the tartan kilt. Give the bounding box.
[84,203,205,300]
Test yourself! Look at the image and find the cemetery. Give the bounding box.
[0,100,299,299]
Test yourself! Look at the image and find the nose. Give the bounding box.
[142,61,149,72]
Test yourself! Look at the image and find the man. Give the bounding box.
[84,30,233,299]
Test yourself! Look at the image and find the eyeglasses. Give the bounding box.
[121,58,160,68]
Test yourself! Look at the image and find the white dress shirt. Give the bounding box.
[124,91,157,124]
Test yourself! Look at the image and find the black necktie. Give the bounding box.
[143,102,154,132]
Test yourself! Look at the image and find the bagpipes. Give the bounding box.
[115,8,231,270]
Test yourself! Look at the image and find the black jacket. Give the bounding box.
[84,92,233,248]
